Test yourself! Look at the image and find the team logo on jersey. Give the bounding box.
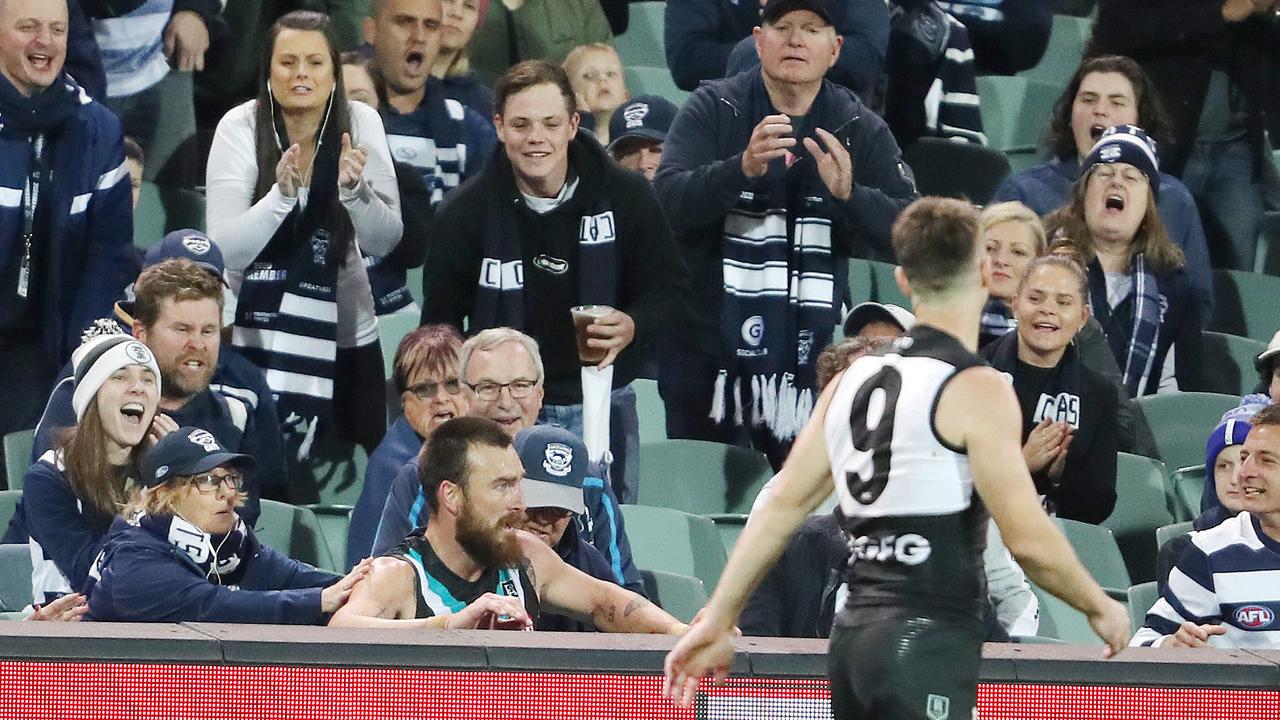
[181,234,211,255]
[532,254,568,275]
[1236,605,1274,629]
[1033,392,1081,428]
[742,316,765,347]
[124,341,153,365]
[543,443,574,477]
[311,229,330,266]
[188,429,220,453]
[500,578,519,597]
[797,329,814,366]
[394,146,418,161]
[850,533,932,566]
[926,693,950,720]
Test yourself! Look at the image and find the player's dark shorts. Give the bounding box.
[828,610,982,720]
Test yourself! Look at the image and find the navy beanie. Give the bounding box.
[1083,124,1161,199]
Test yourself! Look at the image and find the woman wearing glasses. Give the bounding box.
[84,428,369,623]
[1045,125,1203,397]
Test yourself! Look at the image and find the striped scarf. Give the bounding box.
[1088,255,1161,397]
[979,297,1018,348]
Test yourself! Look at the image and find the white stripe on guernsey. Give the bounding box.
[70,193,91,215]
[29,540,72,605]
[262,368,334,399]
[1194,514,1266,555]
[443,98,466,121]
[1216,571,1280,603]
[234,327,336,361]
[1166,566,1222,618]
[942,92,981,107]
[209,384,260,410]
[409,555,455,616]
[0,187,21,207]
[280,292,339,323]
[92,12,170,50]
[98,161,131,190]
[945,47,975,64]
[724,261,789,295]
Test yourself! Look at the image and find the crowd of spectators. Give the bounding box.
[1,0,1280,663]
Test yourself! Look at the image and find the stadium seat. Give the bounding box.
[377,312,420,377]
[1020,14,1092,86]
[975,75,1060,158]
[635,439,773,516]
[254,499,338,572]
[1103,453,1177,584]
[1199,331,1266,397]
[1155,520,1193,551]
[901,137,1011,206]
[1137,392,1241,474]
[1209,269,1280,341]
[406,266,425,308]
[623,66,690,107]
[1031,583,1107,645]
[632,378,668,444]
[0,544,31,612]
[613,1,667,69]
[3,429,33,491]
[620,504,727,589]
[1169,465,1206,522]
[1127,581,1158,634]
[0,491,20,538]
[1259,211,1280,276]
[1054,518,1130,597]
[134,182,166,248]
[847,257,875,309]
[707,513,747,556]
[868,259,911,308]
[305,505,353,573]
[640,569,708,624]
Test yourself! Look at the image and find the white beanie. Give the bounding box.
[71,334,162,421]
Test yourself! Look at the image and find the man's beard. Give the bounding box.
[455,500,524,570]
[159,358,213,402]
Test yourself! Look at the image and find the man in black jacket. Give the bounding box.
[653,0,917,469]
[421,60,688,502]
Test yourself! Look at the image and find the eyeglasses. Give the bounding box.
[467,379,538,401]
[527,506,575,521]
[408,378,462,400]
[189,472,244,493]
[1091,165,1149,188]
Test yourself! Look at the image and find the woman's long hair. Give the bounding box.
[252,10,354,264]
[57,398,142,518]
[1044,168,1184,274]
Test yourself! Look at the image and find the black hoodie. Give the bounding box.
[422,132,688,404]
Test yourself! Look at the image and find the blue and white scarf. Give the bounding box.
[1087,255,1161,397]
[979,297,1018,347]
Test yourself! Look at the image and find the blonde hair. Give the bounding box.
[562,43,621,80]
[979,202,1047,256]
[123,478,248,520]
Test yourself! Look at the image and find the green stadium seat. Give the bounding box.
[1020,14,1092,86]
[290,442,369,508]
[254,499,338,572]
[1259,211,1280,276]
[847,257,875,308]
[623,66,690,107]
[1199,331,1266,397]
[614,1,668,69]
[1155,520,1193,551]
[1031,583,1107,645]
[632,378,668,444]
[707,513,747,556]
[305,504,353,572]
[157,186,207,233]
[1169,465,1206,522]
[1127,581,1158,633]
[377,312,421,377]
[1209,269,1280,341]
[0,490,20,538]
[1136,392,1240,474]
[640,569,708,624]
[975,75,1060,155]
[3,429,34,491]
[406,266,425,308]
[636,439,773,516]
[134,182,166,249]
[0,544,31,612]
[1054,517,1130,597]
[867,259,911,308]
[1103,453,1177,584]
[621,504,727,590]
[901,137,1011,206]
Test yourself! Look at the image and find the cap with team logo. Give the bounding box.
[513,425,587,515]
[142,426,256,489]
[607,95,678,155]
[143,229,229,286]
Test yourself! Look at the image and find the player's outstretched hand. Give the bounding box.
[663,613,735,707]
[1089,597,1132,658]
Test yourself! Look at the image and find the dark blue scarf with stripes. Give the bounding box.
[1087,255,1161,397]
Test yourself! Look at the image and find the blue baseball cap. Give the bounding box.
[143,229,228,286]
[607,95,678,155]
[513,425,587,515]
[142,426,255,489]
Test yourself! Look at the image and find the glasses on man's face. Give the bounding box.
[409,378,462,400]
[467,379,538,402]
[190,472,244,494]
[1091,165,1148,188]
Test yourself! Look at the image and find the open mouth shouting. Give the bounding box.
[1104,194,1126,212]
[120,402,148,426]
[405,50,426,74]
[1090,124,1106,141]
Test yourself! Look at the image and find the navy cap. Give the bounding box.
[513,425,587,515]
[760,0,834,25]
[144,230,229,286]
[142,426,255,489]
[607,95,678,154]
